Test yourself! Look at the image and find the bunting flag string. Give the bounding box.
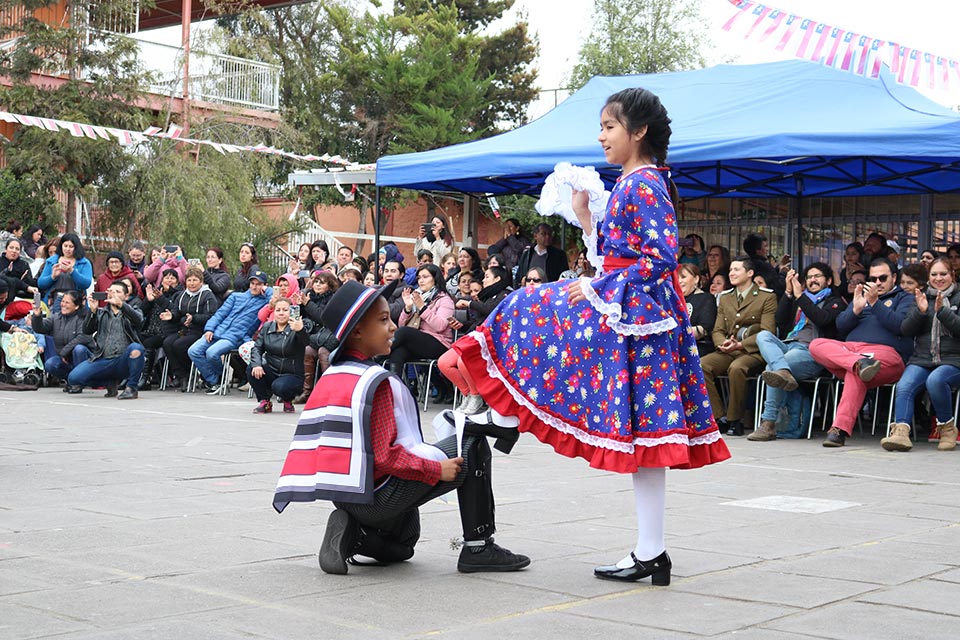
[0,110,376,170]
[721,0,960,92]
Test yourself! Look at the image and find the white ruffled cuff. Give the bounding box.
[580,275,678,337]
[535,162,610,228]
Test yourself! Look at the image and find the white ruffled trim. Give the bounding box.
[579,276,678,337]
[535,162,610,228]
[469,331,714,455]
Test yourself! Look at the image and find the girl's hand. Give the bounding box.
[571,190,592,230]
[567,279,586,305]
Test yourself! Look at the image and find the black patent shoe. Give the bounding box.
[463,409,521,453]
[719,418,744,437]
[594,550,672,585]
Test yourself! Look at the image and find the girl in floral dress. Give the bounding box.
[438,88,730,584]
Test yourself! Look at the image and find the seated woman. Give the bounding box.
[899,263,928,295]
[522,267,547,288]
[38,233,93,312]
[139,269,183,389]
[559,248,595,280]
[30,237,59,280]
[144,245,187,288]
[162,266,220,390]
[886,258,960,452]
[295,270,340,403]
[451,265,512,337]
[444,247,482,296]
[677,263,717,357]
[233,243,259,293]
[23,225,46,260]
[388,263,455,387]
[703,245,731,290]
[1,237,39,297]
[309,240,333,272]
[30,290,92,384]
[203,246,232,302]
[94,251,142,306]
[708,271,731,302]
[248,297,309,414]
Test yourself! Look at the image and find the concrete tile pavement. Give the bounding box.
[2,387,960,639]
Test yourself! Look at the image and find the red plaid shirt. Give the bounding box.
[358,355,442,486]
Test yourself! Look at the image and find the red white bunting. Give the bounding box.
[721,0,960,92]
[0,109,376,169]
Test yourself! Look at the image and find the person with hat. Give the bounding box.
[188,269,272,392]
[273,279,530,575]
[94,250,142,306]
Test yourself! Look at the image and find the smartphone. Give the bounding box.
[677,237,695,247]
[421,223,432,233]
[92,291,108,301]
[298,270,311,278]
[290,305,301,320]
[33,291,41,306]
[163,245,177,253]
[188,258,202,267]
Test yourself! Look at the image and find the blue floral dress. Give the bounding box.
[454,167,730,472]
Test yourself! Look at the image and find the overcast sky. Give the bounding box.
[140,0,960,106]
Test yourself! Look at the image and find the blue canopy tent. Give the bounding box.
[376,60,960,199]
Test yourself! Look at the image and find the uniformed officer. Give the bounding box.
[700,256,777,435]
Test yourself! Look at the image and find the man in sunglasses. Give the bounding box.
[809,258,915,447]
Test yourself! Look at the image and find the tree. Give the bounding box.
[568,0,710,90]
[0,169,58,232]
[0,0,154,233]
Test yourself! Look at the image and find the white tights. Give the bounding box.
[616,467,666,568]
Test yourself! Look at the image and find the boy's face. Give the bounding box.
[346,297,396,358]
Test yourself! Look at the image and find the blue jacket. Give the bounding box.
[835,286,915,363]
[203,287,272,345]
[38,254,93,294]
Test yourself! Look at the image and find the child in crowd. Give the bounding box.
[273,280,529,575]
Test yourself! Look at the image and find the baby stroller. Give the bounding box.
[0,330,44,388]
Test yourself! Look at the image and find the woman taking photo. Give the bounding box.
[415,214,454,268]
[440,87,730,584]
[163,266,220,390]
[233,242,259,293]
[388,263,455,378]
[203,247,231,301]
[450,265,513,338]
[38,233,93,311]
[248,297,309,414]
[677,263,717,357]
[30,290,92,386]
[886,257,960,452]
[94,251,142,305]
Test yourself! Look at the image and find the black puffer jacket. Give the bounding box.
[250,320,309,376]
[30,306,93,358]
[170,286,220,335]
[901,288,960,367]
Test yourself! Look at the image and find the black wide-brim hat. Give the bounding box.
[322,279,400,362]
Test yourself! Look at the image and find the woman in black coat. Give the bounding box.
[203,246,232,302]
[248,298,309,414]
[163,266,221,390]
[294,270,341,403]
[451,265,513,334]
[678,264,717,357]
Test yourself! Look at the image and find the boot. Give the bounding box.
[881,422,913,452]
[297,349,317,404]
[747,419,777,441]
[938,419,957,451]
[138,349,157,391]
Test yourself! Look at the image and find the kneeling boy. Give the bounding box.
[273,280,529,575]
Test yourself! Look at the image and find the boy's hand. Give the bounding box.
[439,457,463,482]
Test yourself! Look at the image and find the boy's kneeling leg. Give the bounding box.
[319,509,361,575]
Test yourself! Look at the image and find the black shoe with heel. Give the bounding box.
[594,550,672,585]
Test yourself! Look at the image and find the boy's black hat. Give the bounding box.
[322,279,400,361]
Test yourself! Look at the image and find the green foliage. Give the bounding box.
[569,0,710,90]
[0,0,155,230]
[0,169,58,230]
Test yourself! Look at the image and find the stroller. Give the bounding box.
[0,330,44,387]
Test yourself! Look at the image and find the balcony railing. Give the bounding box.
[129,37,281,112]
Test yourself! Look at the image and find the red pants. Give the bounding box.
[808,339,905,435]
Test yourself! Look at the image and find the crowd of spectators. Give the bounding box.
[4,215,959,448]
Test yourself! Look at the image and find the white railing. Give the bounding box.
[129,37,280,111]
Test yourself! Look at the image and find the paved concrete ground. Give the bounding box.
[2,387,959,639]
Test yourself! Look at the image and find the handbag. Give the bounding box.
[405,310,422,329]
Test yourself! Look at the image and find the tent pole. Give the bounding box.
[919,194,934,259]
[374,186,382,259]
[794,177,805,267]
